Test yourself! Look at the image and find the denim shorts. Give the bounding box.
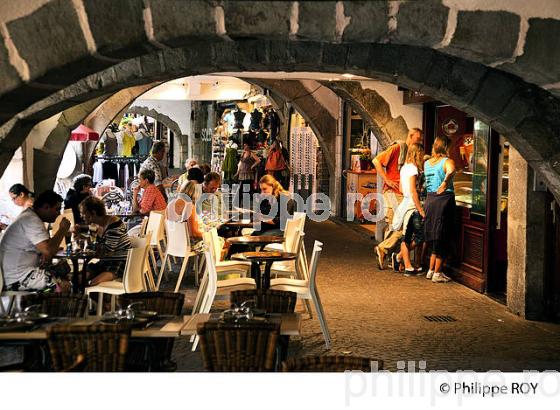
[403,211,424,245]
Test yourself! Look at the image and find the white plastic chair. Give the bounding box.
[129,234,156,291]
[190,245,256,351]
[145,211,171,275]
[266,213,307,279]
[158,220,198,292]
[84,233,151,316]
[269,240,331,349]
[207,228,251,278]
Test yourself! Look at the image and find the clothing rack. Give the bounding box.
[94,155,147,163]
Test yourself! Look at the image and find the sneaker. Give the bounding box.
[426,270,434,280]
[432,272,451,283]
[403,268,416,277]
[375,246,385,270]
[391,253,400,272]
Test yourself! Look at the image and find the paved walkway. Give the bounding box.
[165,220,560,372]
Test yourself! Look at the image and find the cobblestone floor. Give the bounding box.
[164,219,560,372]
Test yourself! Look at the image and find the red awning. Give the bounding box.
[69,124,99,141]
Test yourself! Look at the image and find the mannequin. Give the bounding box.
[233,105,246,130]
[250,108,263,131]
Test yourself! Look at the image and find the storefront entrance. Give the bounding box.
[424,104,509,298]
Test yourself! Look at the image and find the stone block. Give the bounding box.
[470,71,521,121]
[289,42,323,70]
[181,42,216,74]
[367,44,402,80]
[161,48,188,75]
[394,0,449,47]
[422,53,487,109]
[342,1,388,42]
[0,42,21,95]
[150,0,219,47]
[396,46,435,90]
[297,1,336,41]
[500,18,560,85]
[139,53,164,78]
[346,44,371,70]
[224,1,291,38]
[7,0,89,82]
[238,40,270,71]
[321,43,348,71]
[268,40,295,70]
[213,41,240,71]
[83,0,148,58]
[444,11,520,65]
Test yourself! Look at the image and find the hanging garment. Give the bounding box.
[121,132,136,157]
[222,147,238,182]
[237,153,256,181]
[137,135,153,156]
[102,161,119,181]
[92,160,103,184]
[103,131,118,156]
[267,110,280,139]
[265,148,288,172]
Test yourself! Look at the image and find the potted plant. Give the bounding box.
[359,148,372,171]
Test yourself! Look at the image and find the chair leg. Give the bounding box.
[174,256,189,293]
[96,293,103,317]
[304,299,313,319]
[110,295,116,312]
[193,256,199,287]
[158,243,172,271]
[157,254,169,291]
[311,292,331,349]
[145,262,156,291]
[149,247,158,276]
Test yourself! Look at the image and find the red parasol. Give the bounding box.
[70,124,99,141]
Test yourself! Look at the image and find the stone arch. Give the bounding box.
[125,105,183,142]
[322,81,408,148]
[0,1,559,198]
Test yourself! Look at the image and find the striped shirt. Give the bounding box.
[98,219,132,253]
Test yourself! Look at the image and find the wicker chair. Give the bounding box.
[197,321,280,372]
[230,289,297,314]
[117,292,185,371]
[281,355,383,372]
[47,323,130,372]
[20,293,88,317]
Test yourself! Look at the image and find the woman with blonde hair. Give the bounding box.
[390,143,426,275]
[254,174,295,236]
[166,180,204,239]
[423,136,456,283]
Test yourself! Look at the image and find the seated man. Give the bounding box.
[132,169,167,215]
[0,190,71,292]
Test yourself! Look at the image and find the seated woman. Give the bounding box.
[64,174,92,225]
[9,183,34,210]
[253,174,295,236]
[79,196,132,286]
[167,180,203,239]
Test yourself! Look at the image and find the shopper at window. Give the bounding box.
[139,141,167,199]
[132,169,167,215]
[423,136,457,283]
[373,128,423,270]
[390,143,427,275]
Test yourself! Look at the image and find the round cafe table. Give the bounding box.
[226,235,284,248]
[231,251,296,289]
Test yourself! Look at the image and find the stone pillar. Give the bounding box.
[507,146,547,320]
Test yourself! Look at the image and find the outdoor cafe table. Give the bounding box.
[231,251,296,289]
[0,315,192,341]
[55,249,128,293]
[226,235,284,249]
